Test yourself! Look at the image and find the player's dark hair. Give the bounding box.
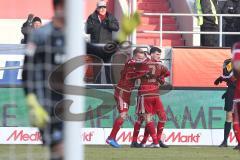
[150,47,161,54]
[53,0,64,8]
[32,17,42,23]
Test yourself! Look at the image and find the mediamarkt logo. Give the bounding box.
[7,130,41,141]
[164,132,200,143]
[116,131,201,143]
[82,131,94,142]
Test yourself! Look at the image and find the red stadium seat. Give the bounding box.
[137,0,184,47]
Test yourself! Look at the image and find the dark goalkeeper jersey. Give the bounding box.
[223,58,236,88]
[22,22,65,110]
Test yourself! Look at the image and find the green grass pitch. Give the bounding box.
[0,145,239,160]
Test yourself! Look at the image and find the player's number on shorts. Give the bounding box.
[123,102,128,109]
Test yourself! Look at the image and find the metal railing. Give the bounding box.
[141,13,240,48]
[0,44,154,86]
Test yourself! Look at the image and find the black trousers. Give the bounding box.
[225,35,240,47]
[96,57,112,84]
[201,25,219,47]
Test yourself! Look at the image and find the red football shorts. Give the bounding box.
[136,95,165,115]
[114,87,131,113]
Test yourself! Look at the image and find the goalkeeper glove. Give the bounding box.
[26,93,50,129]
[214,76,223,85]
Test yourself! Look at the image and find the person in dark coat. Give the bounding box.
[21,15,42,44]
[86,0,119,84]
[197,0,219,46]
[86,0,119,44]
[21,14,34,44]
[222,0,240,47]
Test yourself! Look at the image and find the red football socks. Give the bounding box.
[157,121,165,141]
[146,121,158,144]
[132,121,142,142]
[141,125,149,144]
[109,117,124,139]
[233,123,240,145]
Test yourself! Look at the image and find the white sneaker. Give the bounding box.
[147,143,160,148]
[140,143,147,148]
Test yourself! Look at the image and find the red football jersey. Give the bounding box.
[234,73,240,100]
[138,59,170,96]
[116,59,149,91]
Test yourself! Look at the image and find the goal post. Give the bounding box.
[65,0,85,160]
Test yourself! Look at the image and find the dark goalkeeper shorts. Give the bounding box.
[223,87,235,112]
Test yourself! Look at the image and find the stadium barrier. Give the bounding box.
[141,13,240,48]
[0,127,237,146]
[0,44,234,145]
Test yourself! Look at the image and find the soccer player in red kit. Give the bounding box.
[106,48,149,148]
[231,48,240,150]
[131,47,170,148]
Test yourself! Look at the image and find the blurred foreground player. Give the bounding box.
[131,47,170,148]
[231,47,240,150]
[106,48,148,148]
[22,0,65,160]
